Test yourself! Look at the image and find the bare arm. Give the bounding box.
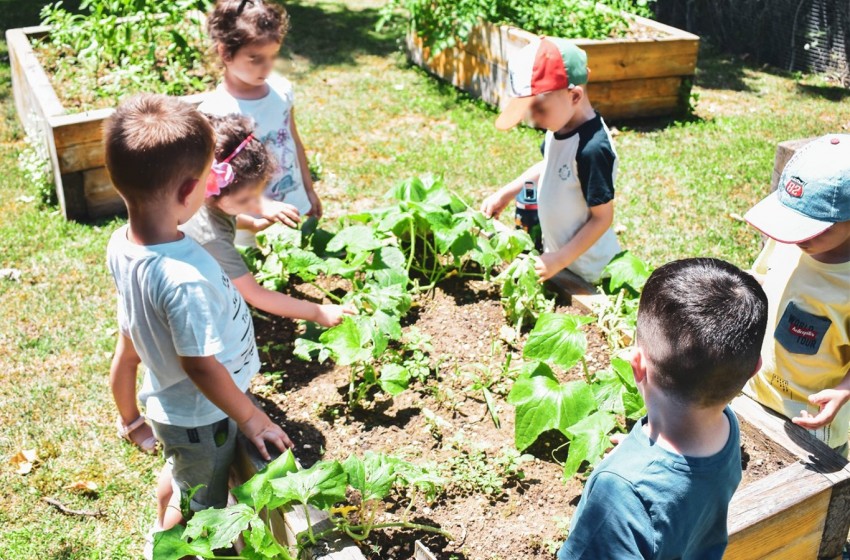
[233,272,353,327]
[481,161,544,218]
[235,214,273,232]
[110,333,143,425]
[179,355,293,459]
[534,200,615,280]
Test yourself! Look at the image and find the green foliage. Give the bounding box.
[495,256,555,332]
[597,251,653,349]
[379,0,653,53]
[152,450,449,559]
[37,0,216,111]
[441,436,533,497]
[523,313,596,370]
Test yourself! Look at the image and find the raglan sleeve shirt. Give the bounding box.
[575,140,616,208]
[558,472,654,560]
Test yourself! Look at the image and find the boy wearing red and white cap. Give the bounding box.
[481,38,620,283]
[743,134,850,456]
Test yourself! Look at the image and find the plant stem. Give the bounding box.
[302,503,316,544]
[406,219,416,273]
[581,357,591,383]
[308,281,344,303]
[312,521,453,544]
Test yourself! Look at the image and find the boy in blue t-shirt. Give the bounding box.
[560,258,768,559]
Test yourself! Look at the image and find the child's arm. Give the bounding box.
[792,368,850,430]
[235,214,273,233]
[481,161,544,218]
[257,198,301,229]
[534,201,614,281]
[233,272,355,327]
[290,108,322,219]
[179,355,292,460]
[110,333,144,425]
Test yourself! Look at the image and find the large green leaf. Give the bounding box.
[232,449,298,511]
[379,363,411,396]
[326,225,383,255]
[604,251,652,293]
[506,362,597,450]
[285,248,327,281]
[343,452,397,502]
[523,313,595,370]
[563,410,617,479]
[183,503,255,551]
[319,317,372,365]
[592,358,645,420]
[269,460,348,510]
[152,525,212,559]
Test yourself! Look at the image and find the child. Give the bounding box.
[104,94,292,547]
[181,113,353,326]
[200,0,319,245]
[743,134,850,455]
[481,38,620,283]
[560,258,768,559]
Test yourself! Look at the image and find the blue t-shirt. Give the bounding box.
[558,407,741,560]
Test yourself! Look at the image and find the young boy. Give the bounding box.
[481,38,620,283]
[743,134,850,455]
[560,258,768,559]
[104,94,293,543]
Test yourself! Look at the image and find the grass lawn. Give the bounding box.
[1,0,849,557]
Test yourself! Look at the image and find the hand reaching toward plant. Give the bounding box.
[238,408,294,461]
[315,303,357,328]
[481,189,514,219]
[261,198,301,228]
[792,388,850,430]
[533,253,561,281]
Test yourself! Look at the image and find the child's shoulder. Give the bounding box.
[575,114,616,159]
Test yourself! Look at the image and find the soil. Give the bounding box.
[250,278,795,560]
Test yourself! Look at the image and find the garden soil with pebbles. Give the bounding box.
[250,278,792,559]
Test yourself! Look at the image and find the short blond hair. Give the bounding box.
[103,94,215,202]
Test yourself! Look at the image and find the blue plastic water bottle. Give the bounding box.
[515,181,542,250]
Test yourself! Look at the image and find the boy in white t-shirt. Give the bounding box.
[482,38,620,283]
[104,94,292,552]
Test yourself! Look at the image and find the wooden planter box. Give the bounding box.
[405,17,700,121]
[6,24,213,221]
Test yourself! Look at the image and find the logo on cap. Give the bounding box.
[784,177,804,198]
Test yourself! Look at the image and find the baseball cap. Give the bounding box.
[495,38,589,131]
[744,134,850,243]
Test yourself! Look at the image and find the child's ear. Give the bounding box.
[217,43,232,63]
[749,357,763,379]
[630,347,648,384]
[176,178,199,206]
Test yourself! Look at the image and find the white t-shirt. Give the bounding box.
[106,226,260,426]
[199,73,311,215]
[537,113,621,283]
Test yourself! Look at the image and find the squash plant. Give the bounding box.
[153,450,449,559]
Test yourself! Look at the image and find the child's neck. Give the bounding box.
[222,70,269,100]
[555,98,596,136]
[126,205,184,246]
[643,393,730,458]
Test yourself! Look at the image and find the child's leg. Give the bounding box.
[156,464,179,529]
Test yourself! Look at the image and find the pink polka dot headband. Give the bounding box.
[205,133,255,198]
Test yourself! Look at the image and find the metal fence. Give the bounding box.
[654,0,849,82]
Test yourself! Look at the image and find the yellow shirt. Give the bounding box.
[744,239,850,448]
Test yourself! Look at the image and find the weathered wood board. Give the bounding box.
[406,16,700,122]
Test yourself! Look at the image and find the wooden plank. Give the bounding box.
[772,137,816,191]
[414,540,438,560]
[82,168,125,218]
[820,480,850,559]
[231,435,365,559]
[59,140,104,174]
[726,462,831,559]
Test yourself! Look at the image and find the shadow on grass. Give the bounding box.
[796,82,850,102]
[281,0,400,67]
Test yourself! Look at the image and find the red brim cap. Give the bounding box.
[495,96,536,131]
[744,191,833,243]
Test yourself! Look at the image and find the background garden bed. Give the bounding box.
[406,17,699,122]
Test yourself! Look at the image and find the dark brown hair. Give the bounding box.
[207,113,272,199]
[103,94,215,202]
[207,0,290,59]
[636,258,768,408]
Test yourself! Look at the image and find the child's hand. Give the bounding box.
[237,408,294,461]
[305,189,323,219]
[481,190,512,218]
[315,303,357,328]
[261,199,301,228]
[533,253,561,281]
[792,388,850,430]
[250,217,273,233]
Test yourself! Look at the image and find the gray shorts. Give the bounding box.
[150,417,237,512]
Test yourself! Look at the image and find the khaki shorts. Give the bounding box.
[150,417,237,512]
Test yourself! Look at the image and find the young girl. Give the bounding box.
[200,0,318,244]
[182,113,352,327]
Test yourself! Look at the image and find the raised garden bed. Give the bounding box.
[233,276,850,559]
[405,17,700,121]
[6,23,213,221]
